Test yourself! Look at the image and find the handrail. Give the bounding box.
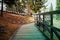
[35,10,60,40]
[35,10,60,15]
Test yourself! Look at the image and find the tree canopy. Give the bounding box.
[22,0,43,13]
[4,0,44,13]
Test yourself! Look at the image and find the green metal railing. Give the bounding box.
[35,10,60,40]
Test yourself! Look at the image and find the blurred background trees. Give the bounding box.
[0,0,44,16]
[56,0,60,20]
[22,0,44,15]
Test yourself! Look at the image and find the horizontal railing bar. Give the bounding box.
[40,22,60,39]
[42,23,60,38]
[42,23,60,31]
[36,25,50,40]
[39,22,60,32]
[37,21,60,32]
[35,10,60,40]
[44,25,51,33]
[52,27,60,32]
[35,10,60,15]
[40,30,50,40]
[41,22,50,33]
[52,28,60,39]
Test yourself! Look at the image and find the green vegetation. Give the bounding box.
[0,0,44,16]
[56,0,60,20]
[27,0,43,13]
[17,0,44,13]
[56,0,60,9]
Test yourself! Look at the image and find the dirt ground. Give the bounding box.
[0,11,34,40]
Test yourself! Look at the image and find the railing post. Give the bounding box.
[43,15,45,32]
[36,14,39,26]
[50,14,53,40]
[39,14,40,27]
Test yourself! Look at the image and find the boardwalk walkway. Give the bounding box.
[11,23,46,40]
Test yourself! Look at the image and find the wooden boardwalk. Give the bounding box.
[11,23,46,40]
